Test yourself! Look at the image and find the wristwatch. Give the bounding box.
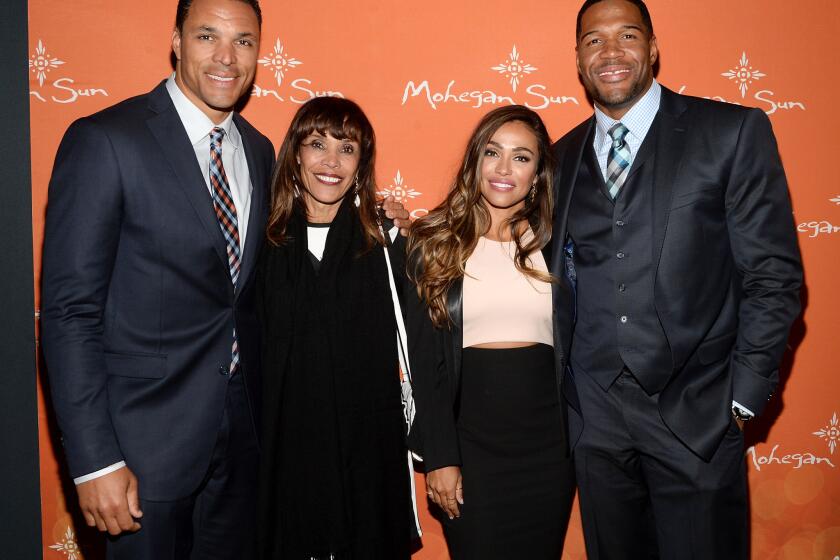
[732,404,752,422]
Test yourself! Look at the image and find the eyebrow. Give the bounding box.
[305,133,359,143]
[487,140,536,155]
[580,24,644,42]
[196,25,256,39]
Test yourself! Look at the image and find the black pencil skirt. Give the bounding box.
[442,344,576,559]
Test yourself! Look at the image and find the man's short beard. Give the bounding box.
[591,77,649,112]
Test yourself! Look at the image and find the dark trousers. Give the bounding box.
[570,366,748,560]
[106,374,259,560]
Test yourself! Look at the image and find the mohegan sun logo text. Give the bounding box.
[747,412,839,471]
[252,37,343,104]
[798,198,840,239]
[746,445,836,471]
[401,45,579,111]
[28,39,109,104]
[678,51,805,116]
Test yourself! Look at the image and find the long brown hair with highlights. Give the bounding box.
[266,96,383,249]
[407,105,555,328]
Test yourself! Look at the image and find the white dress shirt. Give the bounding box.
[74,76,254,485]
[593,79,661,181]
[165,74,253,249]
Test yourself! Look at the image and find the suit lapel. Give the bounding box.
[145,82,230,270]
[551,115,592,336]
[650,87,690,270]
[234,115,269,300]
[551,118,593,280]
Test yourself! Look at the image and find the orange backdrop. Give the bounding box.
[29,1,839,558]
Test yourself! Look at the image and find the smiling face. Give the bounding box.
[576,0,658,120]
[172,0,260,124]
[297,132,361,222]
[479,120,539,226]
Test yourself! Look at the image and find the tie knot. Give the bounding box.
[608,122,629,146]
[210,127,225,146]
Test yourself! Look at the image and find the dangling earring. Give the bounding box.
[528,183,536,203]
[293,155,303,198]
[353,176,361,207]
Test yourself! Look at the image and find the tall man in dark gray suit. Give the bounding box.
[551,1,802,557]
[41,0,273,557]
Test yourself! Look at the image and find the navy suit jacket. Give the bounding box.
[552,87,803,460]
[41,80,275,500]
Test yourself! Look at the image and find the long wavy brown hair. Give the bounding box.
[407,105,555,328]
[266,96,383,249]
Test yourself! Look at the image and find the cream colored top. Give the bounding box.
[462,236,553,348]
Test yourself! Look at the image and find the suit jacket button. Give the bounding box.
[219,365,229,376]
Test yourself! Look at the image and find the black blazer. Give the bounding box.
[405,242,574,472]
[41,80,275,500]
[552,86,803,460]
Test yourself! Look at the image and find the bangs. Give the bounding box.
[297,103,368,144]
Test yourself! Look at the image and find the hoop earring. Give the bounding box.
[292,176,302,198]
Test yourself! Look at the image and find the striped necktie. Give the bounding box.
[209,127,241,374]
[606,122,631,199]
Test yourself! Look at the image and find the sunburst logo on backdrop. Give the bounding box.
[491,45,537,93]
[29,39,64,87]
[48,526,80,560]
[813,412,839,455]
[258,39,302,86]
[378,170,421,202]
[721,52,766,99]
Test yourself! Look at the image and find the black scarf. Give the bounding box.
[257,198,412,559]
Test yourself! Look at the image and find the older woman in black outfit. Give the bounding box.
[406,105,576,559]
[256,97,414,559]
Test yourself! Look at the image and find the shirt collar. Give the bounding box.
[165,73,241,150]
[594,79,661,145]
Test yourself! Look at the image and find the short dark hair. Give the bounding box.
[576,0,654,41]
[175,0,262,32]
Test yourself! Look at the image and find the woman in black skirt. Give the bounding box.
[406,105,576,558]
[256,97,416,559]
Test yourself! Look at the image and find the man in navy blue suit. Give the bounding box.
[42,0,409,557]
[551,1,802,558]
[41,0,272,557]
